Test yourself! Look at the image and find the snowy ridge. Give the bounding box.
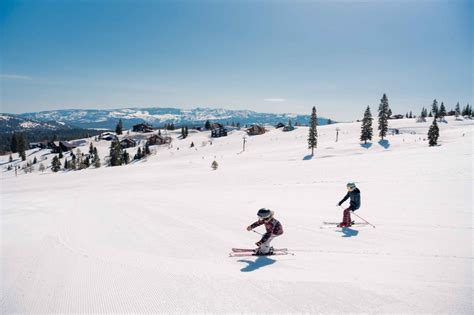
[17,107,324,130]
[1,117,472,313]
[0,113,76,132]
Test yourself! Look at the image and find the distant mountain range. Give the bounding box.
[0,114,76,133]
[13,107,331,130]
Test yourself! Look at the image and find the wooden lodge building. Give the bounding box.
[246,124,266,136]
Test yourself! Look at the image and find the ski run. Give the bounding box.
[1,116,472,313]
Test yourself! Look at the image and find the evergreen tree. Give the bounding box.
[431,99,439,119]
[51,156,61,172]
[428,111,433,117]
[89,143,94,155]
[10,133,18,153]
[109,140,123,166]
[20,151,26,161]
[360,106,373,144]
[409,111,413,118]
[439,102,447,120]
[39,163,45,172]
[122,150,130,165]
[135,147,142,160]
[455,102,461,118]
[93,148,101,168]
[307,106,318,155]
[145,143,151,155]
[58,148,63,159]
[9,154,13,162]
[185,126,189,137]
[288,119,293,127]
[405,113,409,118]
[378,94,390,140]
[211,160,218,170]
[115,119,123,135]
[420,107,427,118]
[205,120,211,130]
[64,158,69,169]
[428,119,439,146]
[33,156,37,164]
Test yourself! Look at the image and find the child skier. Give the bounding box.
[246,208,284,255]
[337,182,361,227]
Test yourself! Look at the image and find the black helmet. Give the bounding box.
[257,208,274,221]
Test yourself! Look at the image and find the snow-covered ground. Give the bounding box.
[1,117,472,313]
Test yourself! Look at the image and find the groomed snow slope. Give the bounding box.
[1,117,472,313]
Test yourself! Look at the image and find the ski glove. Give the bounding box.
[246,226,252,231]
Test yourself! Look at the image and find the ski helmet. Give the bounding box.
[346,182,356,189]
[257,208,274,220]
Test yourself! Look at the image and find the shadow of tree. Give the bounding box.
[378,139,390,149]
[337,227,359,238]
[303,154,313,160]
[238,256,276,272]
[360,143,373,149]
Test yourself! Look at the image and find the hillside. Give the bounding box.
[1,117,472,313]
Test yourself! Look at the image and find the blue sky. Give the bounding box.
[0,0,472,120]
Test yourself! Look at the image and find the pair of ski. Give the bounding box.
[229,248,293,257]
[320,221,369,229]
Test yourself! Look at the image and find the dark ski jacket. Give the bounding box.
[338,188,361,211]
[249,218,284,243]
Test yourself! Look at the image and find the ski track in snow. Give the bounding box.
[1,117,473,313]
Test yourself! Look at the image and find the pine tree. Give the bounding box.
[439,102,447,120]
[58,148,63,159]
[10,133,18,153]
[135,147,142,160]
[420,107,427,118]
[89,143,94,155]
[307,106,318,155]
[39,163,45,172]
[115,119,123,135]
[51,156,61,172]
[378,94,390,140]
[33,156,37,164]
[360,106,373,144]
[428,119,439,146]
[145,143,151,155]
[205,120,211,130]
[122,150,130,165]
[93,148,101,168]
[109,140,123,166]
[9,154,13,162]
[431,99,439,119]
[211,160,218,170]
[455,102,461,118]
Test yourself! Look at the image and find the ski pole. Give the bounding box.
[339,205,376,228]
[252,230,263,235]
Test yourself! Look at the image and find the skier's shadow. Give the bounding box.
[238,256,276,272]
[338,227,359,238]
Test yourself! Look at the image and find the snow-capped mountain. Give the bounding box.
[18,107,329,130]
[0,113,75,133]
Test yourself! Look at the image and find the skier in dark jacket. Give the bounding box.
[337,182,361,227]
[246,208,284,255]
